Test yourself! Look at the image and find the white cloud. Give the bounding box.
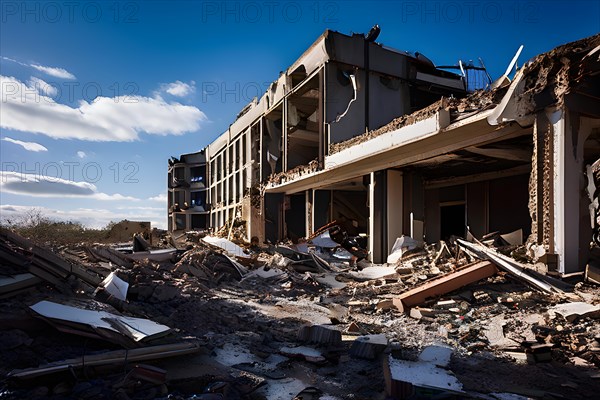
[0,75,206,142]
[148,193,167,202]
[28,76,58,97]
[2,57,76,80]
[162,80,195,97]
[0,171,139,201]
[77,151,87,159]
[30,64,76,80]
[2,137,48,152]
[0,204,166,229]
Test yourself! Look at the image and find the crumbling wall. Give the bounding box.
[108,221,151,243]
[520,34,600,265]
[519,33,600,114]
[528,116,540,248]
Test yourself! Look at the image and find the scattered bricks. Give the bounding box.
[409,307,436,320]
[297,324,342,346]
[436,299,456,308]
[345,321,365,334]
[328,303,349,324]
[473,290,492,303]
[376,299,394,310]
[498,296,516,307]
[349,334,388,359]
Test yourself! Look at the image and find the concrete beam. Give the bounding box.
[267,112,528,195]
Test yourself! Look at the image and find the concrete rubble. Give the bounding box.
[1,224,600,400]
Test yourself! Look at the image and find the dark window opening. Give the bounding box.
[440,204,465,241]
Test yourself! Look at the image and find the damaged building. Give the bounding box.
[168,29,600,276]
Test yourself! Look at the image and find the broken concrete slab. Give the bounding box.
[241,265,286,280]
[297,324,342,345]
[123,248,177,262]
[500,229,523,246]
[384,345,463,398]
[0,273,42,298]
[387,236,423,264]
[418,344,453,366]
[202,236,248,258]
[550,302,600,322]
[483,315,518,348]
[346,265,398,281]
[313,273,347,289]
[95,271,128,301]
[87,246,134,269]
[30,300,171,344]
[349,334,388,359]
[279,346,326,363]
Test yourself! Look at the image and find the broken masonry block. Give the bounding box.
[297,325,342,346]
[349,334,388,359]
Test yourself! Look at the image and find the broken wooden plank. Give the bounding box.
[392,261,497,313]
[1,229,72,271]
[0,273,41,298]
[7,342,201,380]
[0,245,31,268]
[86,247,133,269]
[27,265,72,293]
[0,229,102,287]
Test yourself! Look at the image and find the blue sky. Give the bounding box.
[1,0,598,229]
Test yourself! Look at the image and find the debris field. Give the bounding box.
[1,226,600,400]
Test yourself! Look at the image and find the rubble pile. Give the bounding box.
[328,87,503,155]
[268,159,320,187]
[1,226,600,399]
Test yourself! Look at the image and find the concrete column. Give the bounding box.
[387,170,403,251]
[368,172,376,262]
[283,97,288,172]
[550,109,590,274]
[369,171,386,263]
[306,190,313,237]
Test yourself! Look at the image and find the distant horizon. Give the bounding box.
[2,1,598,229]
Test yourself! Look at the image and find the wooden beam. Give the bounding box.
[392,261,498,313]
[8,342,201,380]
